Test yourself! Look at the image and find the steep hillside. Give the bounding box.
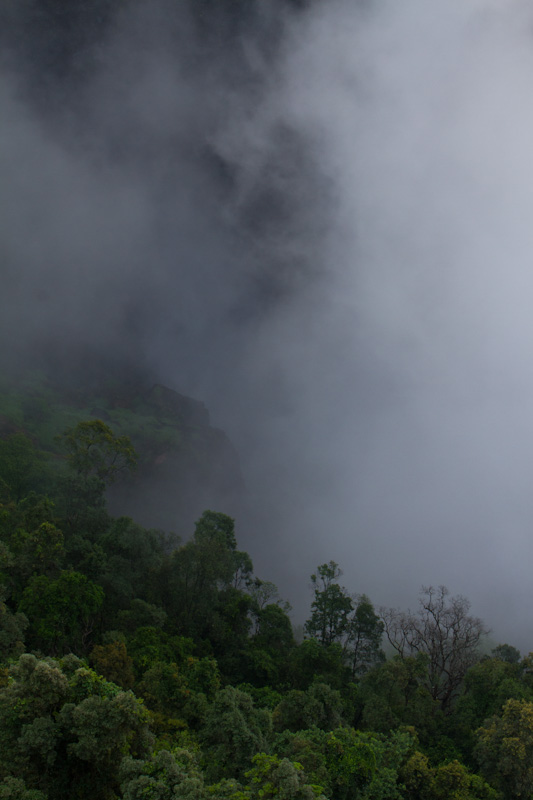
[0,372,243,535]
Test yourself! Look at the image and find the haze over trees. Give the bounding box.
[3,0,533,797]
[0,389,530,798]
[381,586,488,712]
[3,0,533,652]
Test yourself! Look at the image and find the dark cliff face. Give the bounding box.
[143,384,210,428]
[109,380,245,533]
[0,0,327,559]
[107,422,244,537]
[106,381,245,536]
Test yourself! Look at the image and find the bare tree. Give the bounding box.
[381,586,488,712]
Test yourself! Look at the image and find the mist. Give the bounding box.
[2,0,533,648]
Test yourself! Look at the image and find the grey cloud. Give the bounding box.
[3,0,533,648]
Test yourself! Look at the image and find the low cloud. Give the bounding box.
[2,0,533,647]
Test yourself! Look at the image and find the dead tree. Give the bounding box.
[381,585,488,712]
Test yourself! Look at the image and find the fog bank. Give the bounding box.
[2,0,533,647]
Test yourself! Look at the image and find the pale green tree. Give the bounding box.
[305,563,353,647]
[120,748,208,799]
[242,753,326,799]
[345,594,385,678]
[59,419,136,485]
[475,697,533,798]
[200,686,272,781]
[0,653,152,800]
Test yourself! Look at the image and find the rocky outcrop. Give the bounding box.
[143,384,209,428]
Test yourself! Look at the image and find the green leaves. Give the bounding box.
[0,594,27,663]
[200,687,272,782]
[120,748,208,800]
[346,596,385,679]
[475,698,533,798]
[0,435,50,501]
[304,563,384,684]
[243,753,326,799]
[59,419,137,484]
[19,570,104,654]
[305,563,353,647]
[0,654,151,800]
[0,777,47,799]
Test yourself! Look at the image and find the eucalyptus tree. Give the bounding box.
[305,563,385,678]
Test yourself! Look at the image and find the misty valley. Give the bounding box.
[3,0,533,797]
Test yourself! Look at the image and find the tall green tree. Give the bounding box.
[59,420,137,485]
[163,511,252,646]
[19,570,104,654]
[200,686,272,782]
[305,563,353,647]
[0,591,27,663]
[344,594,385,678]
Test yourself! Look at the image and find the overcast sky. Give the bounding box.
[3,0,533,647]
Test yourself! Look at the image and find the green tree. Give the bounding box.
[324,727,413,800]
[0,777,47,799]
[0,494,64,602]
[492,644,521,664]
[120,748,208,799]
[241,753,326,799]
[475,697,533,798]
[0,653,152,800]
[401,752,499,800]
[59,419,137,485]
[289,638,347,690]
[162,512,254,659]
[452,655,528,761]
[273,684,343,734]
[249,580,291,613]
[117,599,167,634]
[137,661,191,720]
[0,435,50,500]
[200,686,272,782]
[0,592,27,662]
[89,640,135,689]
[246,603,295,687]
[272,728,329,792]
[9,522,64,590]
[432,760,500,800]
[345,595,385,678]
[126,627,194,677]
[19,570,104,654]
[356,653,440,737]
[96,517,165,617]
[305,563,353,647]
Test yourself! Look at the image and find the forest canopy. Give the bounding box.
[0,401,529,799]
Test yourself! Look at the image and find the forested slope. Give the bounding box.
[2,1,533,797]
[0,371,242,534]
[0,386,531,800]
